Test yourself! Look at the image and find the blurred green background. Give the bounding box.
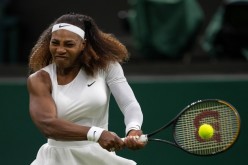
[1,77,247,165]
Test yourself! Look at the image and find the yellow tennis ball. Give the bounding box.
[198,124,214,140]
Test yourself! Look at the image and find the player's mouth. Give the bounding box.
[54,55,68,60]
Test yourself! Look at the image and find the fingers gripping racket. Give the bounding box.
[136,99,241,156]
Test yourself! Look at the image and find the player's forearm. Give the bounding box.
[36,118,90,141]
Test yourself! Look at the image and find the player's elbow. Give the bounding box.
[35,119,57,139]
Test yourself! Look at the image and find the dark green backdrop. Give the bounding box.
[1,77,247,165]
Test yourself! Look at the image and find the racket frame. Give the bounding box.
[143,99,241,156]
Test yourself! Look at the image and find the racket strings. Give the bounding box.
[174,101,240,155]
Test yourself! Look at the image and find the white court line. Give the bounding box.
[126,74,248,83]
[1,74,248,84]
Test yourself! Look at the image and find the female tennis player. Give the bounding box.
[27,12,145,165]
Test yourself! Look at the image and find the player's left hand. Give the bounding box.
[124,130,146,150]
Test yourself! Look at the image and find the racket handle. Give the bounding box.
[139,134,148,142]
[121,134,148,143]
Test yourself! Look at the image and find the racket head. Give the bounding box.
[173,99,241,156]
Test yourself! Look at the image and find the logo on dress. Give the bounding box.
[87,81,96,87]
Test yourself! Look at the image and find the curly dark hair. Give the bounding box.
[28,13,129,76]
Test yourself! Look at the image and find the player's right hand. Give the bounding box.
[98,131,124,152]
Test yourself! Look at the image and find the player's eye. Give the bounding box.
[50,40,59,46]
[65,43,75,47]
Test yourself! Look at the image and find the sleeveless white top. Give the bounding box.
[47,63,110,130]
[31,62,142,165]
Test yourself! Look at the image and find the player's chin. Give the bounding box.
[55,60,70,68]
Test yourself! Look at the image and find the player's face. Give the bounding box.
[49,30,85,69]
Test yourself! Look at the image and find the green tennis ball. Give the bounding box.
[198,124,214,140]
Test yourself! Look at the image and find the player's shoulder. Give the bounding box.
[104,61,126,85]
[27,69,51,86]
[107,61,123,72]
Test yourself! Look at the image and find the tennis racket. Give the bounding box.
[133,99,241,156]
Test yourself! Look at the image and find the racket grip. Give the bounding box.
[139,134,148,142]
[121,134,148,143]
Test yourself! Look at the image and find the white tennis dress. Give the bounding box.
[30,62,143,165]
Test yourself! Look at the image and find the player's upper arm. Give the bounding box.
[27,70,57,129]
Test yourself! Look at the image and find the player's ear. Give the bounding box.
[80,39,86,50]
